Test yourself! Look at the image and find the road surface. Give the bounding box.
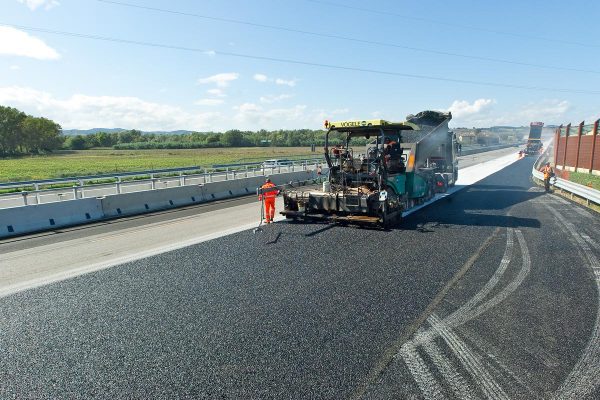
[1,149,598,399]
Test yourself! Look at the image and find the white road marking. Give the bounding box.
[403,152,521,218]
[399,341,447,399]
[428,313,510,400]
[545,205,600,400]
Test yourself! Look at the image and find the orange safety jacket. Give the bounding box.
[542,165,553,179]
[259,182,278,200]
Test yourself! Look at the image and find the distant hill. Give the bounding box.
[62,128,196,136]
[62,128,126,136]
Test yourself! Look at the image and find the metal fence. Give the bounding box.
[553,119,600,174]
[0,158,324,209]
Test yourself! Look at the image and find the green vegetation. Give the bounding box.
[68,127,347,150]
[568,171,600,191]
[0,106,63,155]
[0,147,318,182]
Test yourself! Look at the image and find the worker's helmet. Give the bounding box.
[265,177,271,183]
[546,162,550,166]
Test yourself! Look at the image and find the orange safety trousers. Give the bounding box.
[264,198,276,222]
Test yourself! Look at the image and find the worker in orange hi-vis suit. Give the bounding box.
[259,178,279,223]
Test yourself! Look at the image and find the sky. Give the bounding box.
[0,0,599,131]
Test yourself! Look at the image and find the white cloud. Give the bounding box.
[254,73,298,87]
[194,98,225,106]
[518,99,570,121]
[9,65,20,70]
[445,98,578,128]
[203,50,216,57]
[17,0,59,11]
[371,111,383,118]
[206,88,226,97]
[197,72,239,87]
[313,108,349,125]
[259,94,293,104]
[448,98,495,119]
[233,102,307,127]
[253,73,268,82]
[0,86,222,130]
[275,78,297,87]
[0,26,60,60]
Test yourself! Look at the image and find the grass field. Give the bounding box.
[0,147,318,182]
[568,171,600,191]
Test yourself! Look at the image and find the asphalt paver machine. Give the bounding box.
[280,110,458,228]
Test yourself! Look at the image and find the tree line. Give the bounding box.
[0,106,63,155]
[0,104,352,156]
[70,128,349,150]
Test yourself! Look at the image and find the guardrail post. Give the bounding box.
[225,167,229,181]
[116,177,122,194]
[554,126,561,169]
[72,185,78,200]
[574,121,584,172]
[562,123,571,170]
[21,191,28,206]
[590,119,599,174]
[233,169,236,180]
[179,171,185,186]
[79,179,85,199]
[245,165,249,178]
[34,183,40,204]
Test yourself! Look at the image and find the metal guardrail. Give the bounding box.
[0,157,325,190]
[0,159,325,209]
[532,168,600,205]
[531,138,600,206]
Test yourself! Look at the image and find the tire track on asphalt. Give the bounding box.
[454,230,530,326]
[437,228,515,328]
[545,204,600,400]
[414,228,531,346]
[420,333,477,400]
[396,228,532,399]
[411,227,513,346]
[350,228,501,400]
[460,328,539,399]
[398,341,447,399]
[428,313,510,400]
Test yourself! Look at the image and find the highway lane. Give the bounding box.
[0,147,520,297]
[3,151,599,398]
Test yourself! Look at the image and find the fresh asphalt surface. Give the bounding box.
[1,156,600,399]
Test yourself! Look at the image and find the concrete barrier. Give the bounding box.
[461,143,521,156]
[0,198,103,237]
[100,185,205,217]
[0,169,324,239]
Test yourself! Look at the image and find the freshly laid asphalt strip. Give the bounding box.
[1,157,599,399]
